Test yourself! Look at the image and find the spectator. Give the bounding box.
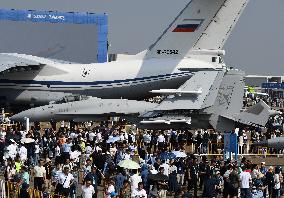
[240,166,252,198]
[33,159,46,191]
[81,179,96,198]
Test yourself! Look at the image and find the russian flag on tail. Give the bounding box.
[173,19,203,32]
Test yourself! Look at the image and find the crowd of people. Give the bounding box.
[243,92,284,109]
[0,121,283,198]
[0,91,282,198]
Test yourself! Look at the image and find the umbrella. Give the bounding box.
[118,159,140,169]
[159,152,176,160]
[171,151,187,158]
[148,173,169,181]
[106,136,120,144]
[20,138,35,144]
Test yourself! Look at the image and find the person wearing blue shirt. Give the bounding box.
[62,138,72,162]
[115,172,126,195]
[141,165,149,188]
[260,162,267,175]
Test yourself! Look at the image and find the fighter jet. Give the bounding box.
[253,137,284,150]
[0,0,249,107]
[11,68,273,132]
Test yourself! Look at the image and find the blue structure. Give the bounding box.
[0,9,108,63]
[224,132,238,161]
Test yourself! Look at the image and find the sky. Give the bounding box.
[0,0,283,75]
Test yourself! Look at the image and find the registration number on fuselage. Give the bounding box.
[157,50,179,55]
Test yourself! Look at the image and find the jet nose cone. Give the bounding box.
[10,113,23,122]
[10,108,37,122]
[253,140,268,147]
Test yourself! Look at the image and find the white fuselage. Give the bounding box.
[0,54,222,105]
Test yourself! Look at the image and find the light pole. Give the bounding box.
[24,117,29,134]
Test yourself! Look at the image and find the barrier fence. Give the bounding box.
[0,180,68,198]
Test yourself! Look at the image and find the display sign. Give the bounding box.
[0,9,108,63]
[262,83,284,89]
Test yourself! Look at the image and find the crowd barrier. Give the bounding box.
[0,180,68,198]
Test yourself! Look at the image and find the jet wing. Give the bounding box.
[0,53,45,73]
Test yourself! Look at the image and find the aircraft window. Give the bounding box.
[212,57,217,63]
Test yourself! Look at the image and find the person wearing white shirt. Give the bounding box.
[273,168,281,198]
[7,140,18,160]
[19,145,27,162]
[119,133,125,141]
[96,132,102,143]
[240,167,252,198]
[124,133,129,143]
[57,167,74,197]
[160,162,170,176]
[85,144,93,158]
[81,180,95,198]
[124,152,131,160]
[131,182,147,198]
[157,133,165,150]
[88,131,96,143]
[168,163,177,175]
[33,159,46,192]
[130,173,142,190]
[34,144,40,165]
[105,180,115,198]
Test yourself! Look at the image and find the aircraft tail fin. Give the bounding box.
[145,0,249,59]
[208,69,245,132]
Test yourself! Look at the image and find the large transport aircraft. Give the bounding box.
[6,0,277,131]
[1,0,248,105]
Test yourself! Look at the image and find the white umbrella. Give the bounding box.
[107,136,120,143]
[171,151,187,158]
[118,159,140,169]
[20,138,35,144]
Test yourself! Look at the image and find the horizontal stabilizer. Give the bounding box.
[222,100,271,126]
[150,88,202,95]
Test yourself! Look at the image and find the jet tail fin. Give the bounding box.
[145,0,250,59]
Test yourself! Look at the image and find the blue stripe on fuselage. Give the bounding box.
[0,72,191,86]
